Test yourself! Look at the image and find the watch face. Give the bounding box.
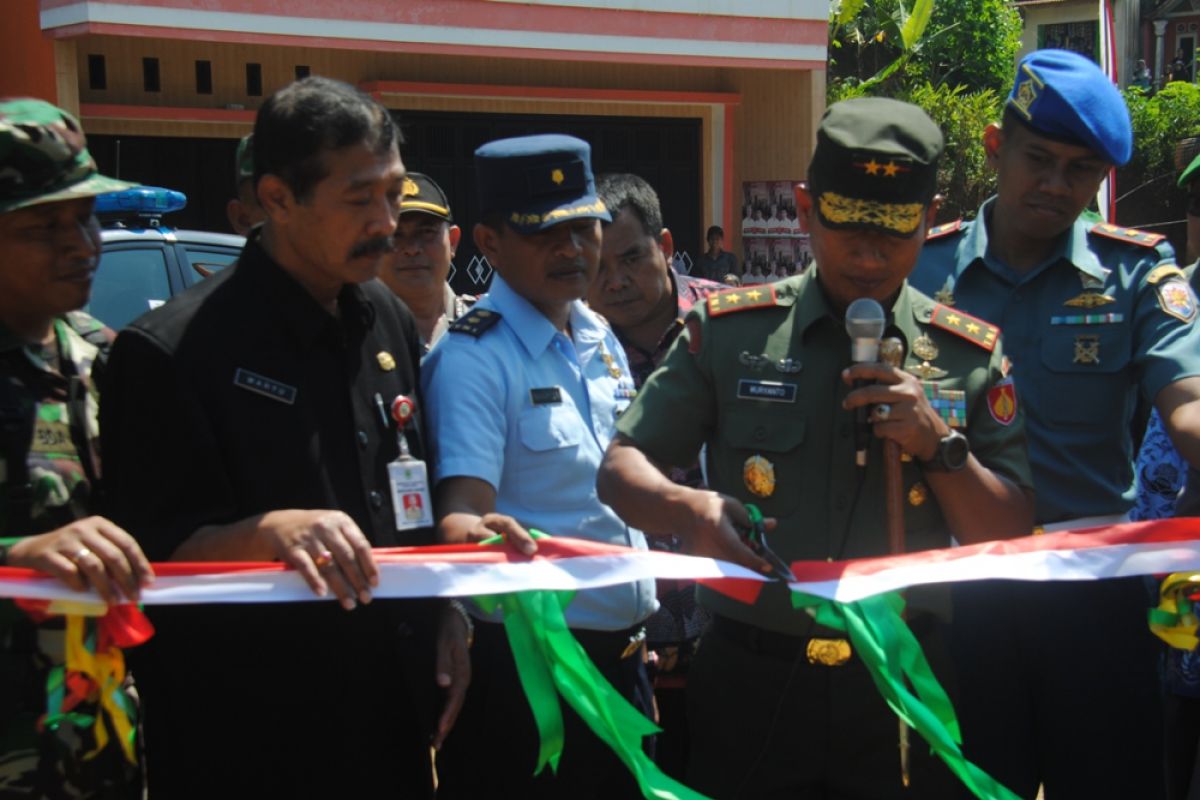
[943,431,970,470]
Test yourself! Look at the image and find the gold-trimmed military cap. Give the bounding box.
[805,97,943,238]
[400,171,452,222]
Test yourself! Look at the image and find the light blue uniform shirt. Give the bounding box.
[422,274,656,630]
[913,199,1200,524]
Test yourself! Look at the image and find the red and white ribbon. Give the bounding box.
[2,519,1200,606]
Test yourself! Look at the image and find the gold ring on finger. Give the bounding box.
[313,550,334,569]
[71,547,91,563]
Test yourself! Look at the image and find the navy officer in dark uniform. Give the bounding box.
[100,77,471,799]
[912,49,1200,798]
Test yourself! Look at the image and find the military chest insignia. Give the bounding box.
[775,358,802,374]
[739,351,770,370]
[1050,313,1124,326]
[922,383,966,429]
[530,387,563,405]
[707,285,778,317]
[743,455,776,498]
[1148,264,1187,285]
[737,379,798,403]
[1090,223,1166,248]
[233,368,297,405]
[908,482,928,507]
[1073,334,1101,364]
[376,351,396,371]
[449,308,502,337]
[1064,292,1116,309]
[929,304,999,352]
[932,278,956,306]
[987,376,1018,426]
[599,347,622,379]
[1078,270,1107,292]
[907,361,948,380]
[911,335,938,361]
[1157,279,1198,323]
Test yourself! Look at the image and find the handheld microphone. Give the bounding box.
[845,298,886,468]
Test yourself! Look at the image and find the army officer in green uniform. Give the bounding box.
[597,98,1035,798]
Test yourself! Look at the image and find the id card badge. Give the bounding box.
[388,457,434,531]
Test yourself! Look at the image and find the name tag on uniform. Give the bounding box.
[530,387,562,405]
[388,459,434,531]
[737,379,797,403]
[233,368,296,405]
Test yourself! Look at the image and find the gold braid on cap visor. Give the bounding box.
[818,191,924,235]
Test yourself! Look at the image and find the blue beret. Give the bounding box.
[1006,49,1132,166]
[474,134,610,234]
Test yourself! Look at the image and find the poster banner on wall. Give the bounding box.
[743,180,804,282]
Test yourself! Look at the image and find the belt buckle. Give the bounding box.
[621,627,646,660]
[806,637,851,666]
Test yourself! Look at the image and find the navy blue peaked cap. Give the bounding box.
[1006,49,1132,166]
[475,134,610,234]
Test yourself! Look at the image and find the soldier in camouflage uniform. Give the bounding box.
[0,98,153,799]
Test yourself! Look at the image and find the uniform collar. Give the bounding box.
[486,274,603,358]
[788,268,930,335]
[238,233,374,350]
[966,197,1108,283]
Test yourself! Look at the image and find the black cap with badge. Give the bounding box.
[400,172,452,222]
[804,97,944,238]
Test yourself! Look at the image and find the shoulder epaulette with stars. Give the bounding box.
[926,219,963,241]
[928,303,1000,352]
[448,308,502,337]
[707,285,779,317]
[1089,222,1166,248]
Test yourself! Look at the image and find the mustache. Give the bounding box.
[350,236,397,259]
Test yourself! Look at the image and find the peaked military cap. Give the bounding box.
[0,97,135,214]
[806,97,943,238]
[400,171,452,222]
[235,133,255,186]
[1005,49,1132,166]
[475,133,610,234]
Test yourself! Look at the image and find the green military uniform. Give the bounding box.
[617,272,1032,629]
[611,96,1034,799]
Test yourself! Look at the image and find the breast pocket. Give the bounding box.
[1040,324,1131,426]
[514,403,587,510]
[714,411,806,517]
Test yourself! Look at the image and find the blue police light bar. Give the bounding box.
[95,186,187,216]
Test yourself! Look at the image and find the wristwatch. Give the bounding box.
[921,429,970,472]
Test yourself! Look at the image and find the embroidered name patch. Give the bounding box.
[233,368,297,405]
[530,387,563,405]
[737,379,797,403]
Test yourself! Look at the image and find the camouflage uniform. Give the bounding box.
[0,313,141,800]
[0,98,139,799]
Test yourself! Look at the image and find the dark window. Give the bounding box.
[295,65,311,80]
[142,57,160,92]
[195,60,212,94]
[88,246,172,330]
[246,63,263,96]
[87,54,107,90]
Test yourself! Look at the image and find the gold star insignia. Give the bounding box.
[551,169,564,185]
[746,290,762,301]
[882,161,899,177]
[965,322,981,334]
[863,159,881,175]
[946,313,961,326]
[725,293,741,304]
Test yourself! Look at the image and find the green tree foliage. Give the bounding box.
[906,0,1022,94]
[1117,82,1200,241]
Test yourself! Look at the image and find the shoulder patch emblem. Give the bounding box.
[707,285,778,317]
[926,219,963,241]
[448,308,502,337]
[987,376,1018,426]
[1090,223,1166,248]
[1157,279,1198,323]
[928,303,1000,352]
[1147,264,1187,285]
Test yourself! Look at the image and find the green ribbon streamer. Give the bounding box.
[792,591,1019,800]
[474,532,709,799]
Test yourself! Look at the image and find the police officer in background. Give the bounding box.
[912,49,1200,798]
[100,77,470,798]
[425,134,656,799]
[378,172,475,351]
[598,97,1034,799]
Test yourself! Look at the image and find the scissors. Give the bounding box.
[741,503,797,583]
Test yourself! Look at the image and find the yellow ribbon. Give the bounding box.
[1150,573,1200,651]
[62,611,138,763]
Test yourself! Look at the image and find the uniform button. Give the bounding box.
[356,430,369,448]
[753,426,767,441]
[369,491,383,509]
